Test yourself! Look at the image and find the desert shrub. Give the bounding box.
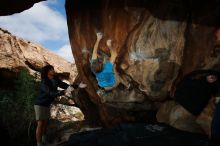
[0,70,40,146]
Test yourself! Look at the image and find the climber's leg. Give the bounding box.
[107,40,131,90]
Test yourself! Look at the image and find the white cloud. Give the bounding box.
[0,0,75,63]
[0,1,68,44]
[53,44,74,63]
[47,0,59,5]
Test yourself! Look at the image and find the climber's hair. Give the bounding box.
[41,64,54,80]
[91,59,103,73]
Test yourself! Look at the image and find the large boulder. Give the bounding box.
[66,0,220,126]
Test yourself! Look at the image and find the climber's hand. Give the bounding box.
[106,39,112,48]
[96,32,103,41]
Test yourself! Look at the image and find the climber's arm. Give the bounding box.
[92,32,103,60]
[110,49,117,64]
[107,40,117,64]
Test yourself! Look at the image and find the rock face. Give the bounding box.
[49,103,84,143]
[156,97,217,136]
[66,0,220,127]
[50,104,84,122]
[0,28,77,82]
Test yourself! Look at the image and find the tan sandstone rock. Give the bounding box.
[0,28,77,82]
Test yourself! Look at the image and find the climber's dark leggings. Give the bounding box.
[211,101,220,144]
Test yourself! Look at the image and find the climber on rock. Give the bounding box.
[90,32,131,99]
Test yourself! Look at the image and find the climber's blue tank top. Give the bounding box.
[95,61,116,88]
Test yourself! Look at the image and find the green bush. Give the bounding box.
[0,70,40,146]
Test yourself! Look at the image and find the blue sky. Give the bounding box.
[0,0,73,63]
